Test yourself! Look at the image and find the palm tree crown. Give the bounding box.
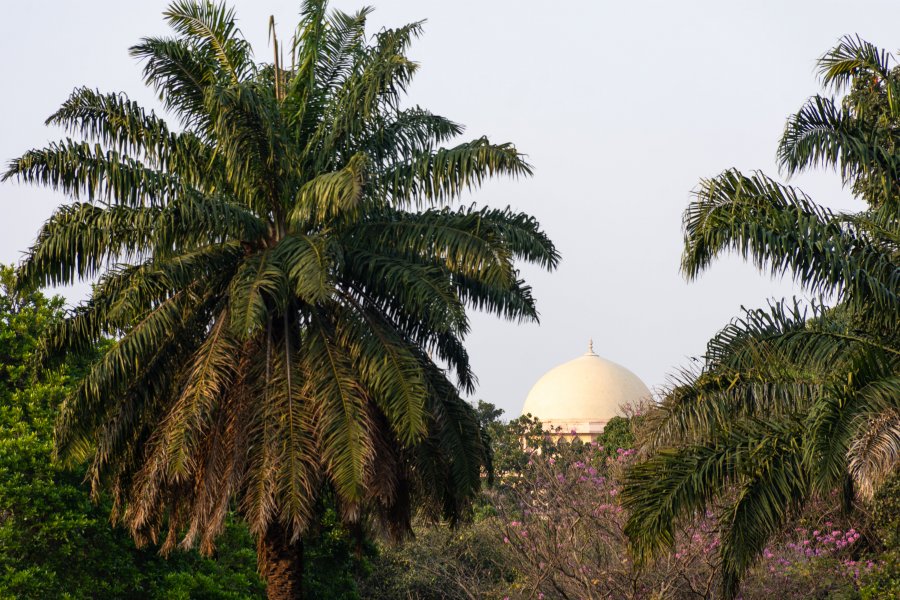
[3,0,558,571]
[622,36,899,599]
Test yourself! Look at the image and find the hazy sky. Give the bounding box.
[1,1,896,416]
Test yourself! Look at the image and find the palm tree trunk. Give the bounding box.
[259,522,304,600]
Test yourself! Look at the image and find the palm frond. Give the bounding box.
[205,82,283,214]
[684,169,900,315]
[307,20,424,165]
[228,251,288,338]
[342,248,469,336]
[46,87,225,191]
[305,321,374,513]
[164,0,253,84]
[161,310,239,479]
[57,287,214,463]
[130,36,217,128]
[361,107,463,166]
[623,417,805,570]
[720,434,808,598]
[376,137,533,207]
[818,35,894,97]
[291,152,368,225]
[333,302,428,446]
[779,95,866,176]
[3,140,181,207]
[413,364,485,522]
[848,402,900,499]
[272,234,338,305]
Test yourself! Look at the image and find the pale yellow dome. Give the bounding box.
[522,341,651,424]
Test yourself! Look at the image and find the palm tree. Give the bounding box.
[622,36,900,598]
[3,2,559,597]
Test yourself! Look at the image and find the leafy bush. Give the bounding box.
[359,519,514,599]
[0,267,265,600]
[858,472,900,599]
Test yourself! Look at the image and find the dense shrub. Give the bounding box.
[0,267,265,600]
[359,519,514,599]
[856,472,900,599]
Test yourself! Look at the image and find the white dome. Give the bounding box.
[522,342,651,423]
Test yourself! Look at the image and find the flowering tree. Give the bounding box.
[487,423,875,599]
[356,414,884,599]
[493,438,720,599]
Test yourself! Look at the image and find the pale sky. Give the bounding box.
[1,1,895,416]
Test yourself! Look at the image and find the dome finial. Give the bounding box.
[586,338,596,356]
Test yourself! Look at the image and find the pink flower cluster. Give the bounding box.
[776,524,860,559]
[497,434,884,598]
[755,522,881,583]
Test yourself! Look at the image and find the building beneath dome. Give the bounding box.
[521,341,651,442]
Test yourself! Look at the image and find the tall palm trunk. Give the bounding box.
[259,522,304,600]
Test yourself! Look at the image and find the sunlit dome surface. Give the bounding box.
[522,341,651,425]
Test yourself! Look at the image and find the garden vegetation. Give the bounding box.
[1,3,897,599]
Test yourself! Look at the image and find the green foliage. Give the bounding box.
[871,469,900,549]
[487,413,553,479]
[2,1,557,590]
[860,560,900,600]
[471,403,639,481]
[594,415,635,457]
[623,35,900,599]
[157,521,267,600]
[863,468,900,598]
[779,35,900,208]
[0,265,265,599]
[302,507,372,600]
[358,519,514,599]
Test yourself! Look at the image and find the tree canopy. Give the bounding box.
[623,35,900,599]
[0,266,266,599]
[2,1,558,596]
